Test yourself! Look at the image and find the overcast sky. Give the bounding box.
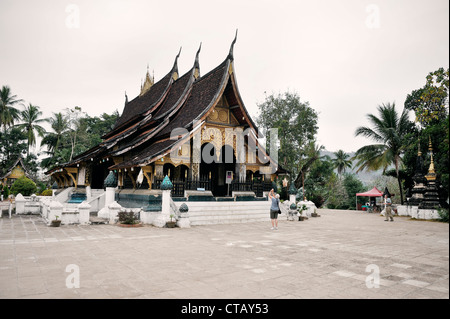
[1,0,448,155]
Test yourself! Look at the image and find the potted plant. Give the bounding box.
[166,214,176,228]
[51,215,61,227]
[117,210,142,227]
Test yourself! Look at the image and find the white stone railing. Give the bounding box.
[86,191,105,213]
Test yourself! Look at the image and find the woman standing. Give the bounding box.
[268,189,280,230]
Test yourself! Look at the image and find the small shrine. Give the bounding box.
[0,157,33,187]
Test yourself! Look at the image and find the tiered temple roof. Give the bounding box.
[47,32,282,178]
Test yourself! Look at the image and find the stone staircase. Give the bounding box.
[67,191,87,204]
[179,200,271,226]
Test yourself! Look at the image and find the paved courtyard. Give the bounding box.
[0,209,448,299]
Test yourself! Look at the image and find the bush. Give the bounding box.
[40,189,53,196]
[438,208,449,223]
[3,185,10,198]
[309,194,325,208]
[10,177,37,196]
[118,210,139,225]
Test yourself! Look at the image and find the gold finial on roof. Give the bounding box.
[140,64,154,96]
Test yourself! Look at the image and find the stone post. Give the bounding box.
[86,185,92,200]
[177,203,190,228]
[107,201,122,224]
[15,193,26,215]
[288,203,297,221]
[289,184,297,204]
[153,175,173,227]
[78,201,91,225]
[104,171,117,208]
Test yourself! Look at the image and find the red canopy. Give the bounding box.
[356,187,383,197]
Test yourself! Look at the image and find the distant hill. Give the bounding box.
[320,150,384,185]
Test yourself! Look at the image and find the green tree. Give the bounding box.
[353,102,414,205]
[66,106,85,161]
[82,111,119,148]
[332,149,353,179]
[303,154,335,208]
[405,67,449,127]
[41,112,68,154]
[41,112,70,169]
[325,174,349,209]
[256,91,319,180]
[15,103,48,156]
[10,176,37,196]
[343,173,366,210]
[293,140,324,191]
[0,85,22,132]
[402,116,449,206]
[403,67,449,206]
[0,127,28,176]
[40,109,119,169]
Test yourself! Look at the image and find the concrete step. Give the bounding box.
[189,210,270,225]
[89,216,109,225]
[175,201,271,225]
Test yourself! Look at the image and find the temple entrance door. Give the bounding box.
[200,144,218,195]
[200,145,236,197]
[90,161,110,189]
[216,145,236,197]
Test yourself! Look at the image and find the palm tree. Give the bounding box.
[353,102,413,204]
[332,150,353,179]
[294,141,324,192]
[42,112,68,154]
[15,103,48,156]
[0,85,23,132]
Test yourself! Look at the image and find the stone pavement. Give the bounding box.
[0,209,448,299]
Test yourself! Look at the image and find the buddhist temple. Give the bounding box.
[419,138,440,209]
[46,33,285,198]
[408,139,427,206]
[0,156,33,187]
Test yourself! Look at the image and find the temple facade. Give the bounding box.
[46,35,285,198]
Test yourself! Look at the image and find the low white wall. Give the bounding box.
[62,210,80,225]
[140,211,159,224]
[395,205,440,220]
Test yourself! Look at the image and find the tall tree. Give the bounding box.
[42,112,68,154]
[0,85,23,132]
[353,102,414,204]
[40,112,69,168]
[256,91,319,180]
[0,127,28,176]
[65,106,85,161]
[405,67,449,127]
[15,103,48,156]
[332,149,353,179]
[294,140,324,190]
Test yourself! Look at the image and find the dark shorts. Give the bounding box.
[270,209,279,219]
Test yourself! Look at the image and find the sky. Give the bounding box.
[0,0,449,155]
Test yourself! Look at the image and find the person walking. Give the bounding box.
[268,189,280,230]
[384,194,394,222]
